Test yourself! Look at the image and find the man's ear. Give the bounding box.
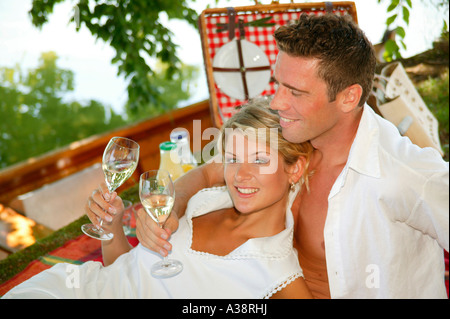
[339,84,363,113]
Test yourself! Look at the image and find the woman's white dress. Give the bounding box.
[3,186,303,299]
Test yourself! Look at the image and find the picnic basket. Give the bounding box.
[371,62,444,156]
[198,1,358,127]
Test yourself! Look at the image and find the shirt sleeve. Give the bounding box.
[407,169,449,251]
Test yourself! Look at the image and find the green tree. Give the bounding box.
[125,61,200,122]
[29,0,199,118]
[0,52,127,169]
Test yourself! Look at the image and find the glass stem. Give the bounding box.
[97,186,113,230]
[159,224,170,265]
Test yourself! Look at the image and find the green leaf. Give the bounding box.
[442,20,448,33]
[402,6,410,25]
[396,26,406,38]
[387,3,398,12]
[386,14,398,26]
[383,39,400,61]
[400,39,407,50]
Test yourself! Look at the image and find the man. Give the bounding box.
[136,14,449,298]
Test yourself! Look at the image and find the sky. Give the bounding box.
[0,0,447,115]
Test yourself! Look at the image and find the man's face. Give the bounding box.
[270,52,341,146]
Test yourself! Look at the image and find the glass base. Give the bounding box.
[151,259,183,278]
[81,223,114,241]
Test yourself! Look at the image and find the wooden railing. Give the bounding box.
[0,100,213,205]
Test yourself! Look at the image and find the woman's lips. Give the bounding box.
[235,186,259,196]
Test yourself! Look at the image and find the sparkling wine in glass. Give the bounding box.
[82,137,140,240]
[139,170,183,278]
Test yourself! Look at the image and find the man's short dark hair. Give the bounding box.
[274,13,376,106]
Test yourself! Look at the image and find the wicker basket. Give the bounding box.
[198,1,358,127]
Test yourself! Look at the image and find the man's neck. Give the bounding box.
[310,107,364,169]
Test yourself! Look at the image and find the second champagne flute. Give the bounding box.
[82,136,140,240]
[139,169,183,278]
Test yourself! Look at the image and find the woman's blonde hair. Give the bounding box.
[220,98,314,190]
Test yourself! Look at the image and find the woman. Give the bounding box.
[3,100,313,299]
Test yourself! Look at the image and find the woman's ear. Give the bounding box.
[288,157,305,185]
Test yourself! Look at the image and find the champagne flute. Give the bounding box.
[82,137,140,240]
[139,170,183,278]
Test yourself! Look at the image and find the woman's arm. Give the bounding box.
[136,161,225,256]
[84,183,132,266]
[269,277,313,299]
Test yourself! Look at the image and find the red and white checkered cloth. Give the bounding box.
[204,8,353,124]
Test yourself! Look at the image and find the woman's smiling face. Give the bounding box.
[223,130,292,215]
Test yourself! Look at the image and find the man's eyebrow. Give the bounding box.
[272,76,309,94]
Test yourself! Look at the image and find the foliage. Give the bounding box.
[378,0,449,61]
[0,52,127,169]
[377,0,411,61]
[29,0,199,118]
[124,61,200,122]
[416,70,450,160]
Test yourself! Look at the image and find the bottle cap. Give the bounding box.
[170,130,188,141]
[159,141,177,151]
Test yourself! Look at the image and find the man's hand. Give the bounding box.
[136,207,179,256]
[135,162,224,256]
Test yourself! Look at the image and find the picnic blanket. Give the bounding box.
[0,210,139,297]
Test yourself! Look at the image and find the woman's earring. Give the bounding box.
[290,182,296,191]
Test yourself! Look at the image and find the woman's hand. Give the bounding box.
[84,182,125,233]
